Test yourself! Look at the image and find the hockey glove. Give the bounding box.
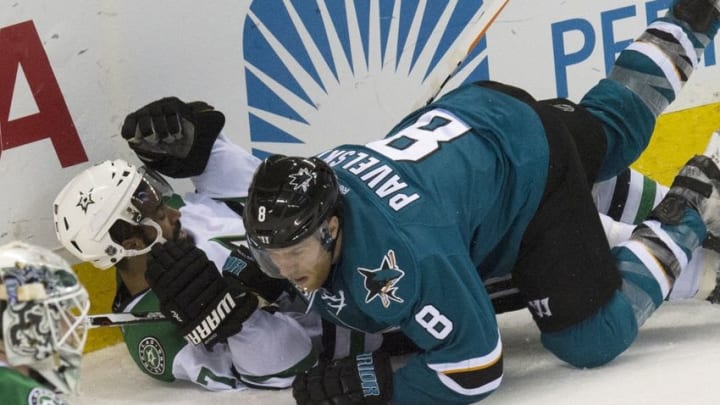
[121,96,225,178]
[223,245,293,303]
[292,351,393,405]
[146,239,258,347]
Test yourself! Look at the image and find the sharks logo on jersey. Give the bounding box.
[243,0,494,157]
[358,249,405,308]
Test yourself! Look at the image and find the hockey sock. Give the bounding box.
[612,208,705,326]
[608,4,717,117]
[593,168,668,225]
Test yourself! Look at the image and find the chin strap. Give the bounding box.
[123,219,167,259]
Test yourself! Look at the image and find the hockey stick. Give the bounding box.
[86,311,167,329]
[423,0,510,105]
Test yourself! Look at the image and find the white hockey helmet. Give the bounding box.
[53,159,172,270]
[0,241,90,394]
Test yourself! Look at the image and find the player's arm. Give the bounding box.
[121,96,224,178]
[121,303,315,391]
[145,239,258,347]
[120,96,261,199]
[119,286,314,391]
[294,255,502,404]
[225,309,318,389]
[219,245,319,388]
[190,133,261,199]
[146,239,320,388]
[388,255,503,404]
[118,290,244,390]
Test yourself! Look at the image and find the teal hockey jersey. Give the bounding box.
[309,79,652,403]
[311,84,548,404]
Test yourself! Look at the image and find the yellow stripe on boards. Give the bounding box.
[633,102,720,185]
[73,261,123,353]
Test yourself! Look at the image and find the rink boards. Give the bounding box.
[0,1,719,352]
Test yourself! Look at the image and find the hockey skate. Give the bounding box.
[650,130,720,301]
[708,272,720,303]
[698,130,720,239]
[651,130,720,236]
[694,130,720,302]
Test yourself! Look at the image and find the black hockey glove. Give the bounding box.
[223,245,293,303]
[292,351,393,405]
[146,239,258,347]
[121,96,225,178]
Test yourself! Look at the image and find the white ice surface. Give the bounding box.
[69,300,720,405]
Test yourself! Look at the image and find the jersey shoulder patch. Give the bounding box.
[347,244,418,323]
[27,387,67,405]
[121,291,185,381]
[357,249,406,308]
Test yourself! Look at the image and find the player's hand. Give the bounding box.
[146,239,258,346]
[121,97,225,178]
[292,351,393,405]
[223,245,293,303]
[121,96,196,160]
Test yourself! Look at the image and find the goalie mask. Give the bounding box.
[53,159,173,270]
[0,241,90,394]
[244,155,341,278]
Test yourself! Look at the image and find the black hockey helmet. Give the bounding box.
[244,155,340,250]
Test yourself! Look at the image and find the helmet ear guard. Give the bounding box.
[320,225,334,250]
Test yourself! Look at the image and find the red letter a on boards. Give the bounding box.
[0,20,87,167]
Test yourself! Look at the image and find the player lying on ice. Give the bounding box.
[0,241,90,405]
[53,98,384,391]
[239,1,720,403]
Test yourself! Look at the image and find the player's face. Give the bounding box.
[146,203,185,242]
[265,234,333,291]
[132,168,185,242]
[135,192,185,242]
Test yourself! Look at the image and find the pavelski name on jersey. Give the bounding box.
[319,149,420,211]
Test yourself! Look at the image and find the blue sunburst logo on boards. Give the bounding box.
[243,0,501,157]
